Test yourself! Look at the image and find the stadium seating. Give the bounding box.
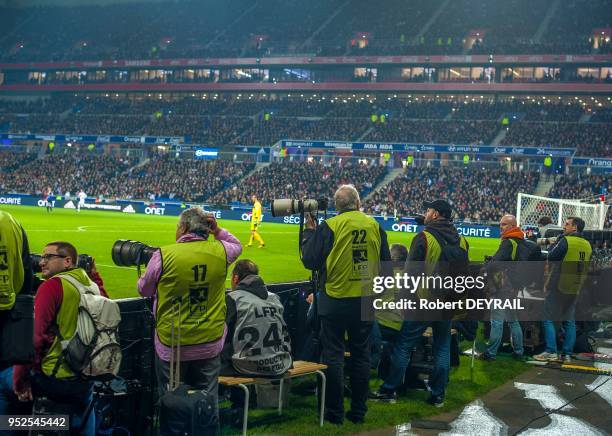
[211,160,388,206]
[0,151,138,198]
[0,0,609,61]
[546,173,611,229]
[110,153,255,202]
[547,173,610,201]
[362,166,540,222]
[1,96,608,157]
[500,122,612,157]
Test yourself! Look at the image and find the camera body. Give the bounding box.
[270,198,329,217]
[77,254,94,274]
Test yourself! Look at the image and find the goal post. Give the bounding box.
[516,193,609,230]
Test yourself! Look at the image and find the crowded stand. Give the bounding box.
[233,117,370,145]
[363,166,540,222]
[363,119,499,145]
[501,121,612,157]
[0,150,38,172]
[2,96,608,157]
[422,0,549,56]
[211,160,387,205]
[0,0,610,61]
[0,150,254,203]
[109,153,255,202]
[0,152,138,198]
[547,173,612,229]
[548,173,610,201]
[590,108,612,123]
[308,0,439,56]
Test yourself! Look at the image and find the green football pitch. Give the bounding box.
[1,205,500,298]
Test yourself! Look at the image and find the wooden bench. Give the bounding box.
[219,360,327,436]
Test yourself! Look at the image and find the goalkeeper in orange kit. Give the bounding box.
[248,194,265,248]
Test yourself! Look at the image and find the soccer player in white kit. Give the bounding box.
[77,190,87,212]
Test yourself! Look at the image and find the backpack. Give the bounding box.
[427,230,469,281]
[507,239,542,290]
[54,274,122,380]
[508,238,542,261]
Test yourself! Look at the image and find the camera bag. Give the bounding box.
[0,293,34,364]
[159,297,218,436]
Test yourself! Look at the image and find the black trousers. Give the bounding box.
[155,354,220,401]
[319,314,372,422]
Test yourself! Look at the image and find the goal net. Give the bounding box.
[516,193,609,230]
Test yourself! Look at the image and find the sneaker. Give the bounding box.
[426,395,445,408]
[561,354,572,364]
[324,413,343,425]
[478,352,496,361]
[533,352,559,362]
[368,390,396,402]
[258,244,265,248]
[346,410,365,424]
[511,352,524,361]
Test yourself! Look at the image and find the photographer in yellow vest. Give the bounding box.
[301,184,391,425]
[11,241,107,435]
[0,210,33,314]
[137,207,242,401]
[370,200,468,407]
[534,217,592,363]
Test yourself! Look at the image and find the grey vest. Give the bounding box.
[229,290,292,376]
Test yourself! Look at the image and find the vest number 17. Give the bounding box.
[192,264,207,282]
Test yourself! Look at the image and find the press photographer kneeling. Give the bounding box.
[1,241,108,435]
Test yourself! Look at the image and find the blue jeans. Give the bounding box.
[486,308,523,357]
[542,292,577,354]
[543,321,576,354]
[371,321,382,369]
[0,368,33,436]
[381,320,451,398]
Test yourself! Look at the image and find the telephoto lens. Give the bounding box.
[111,240,158,267]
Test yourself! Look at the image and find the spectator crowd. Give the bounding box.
[1,95,609,157]
[1,0,609,61]
[363,166,540,223]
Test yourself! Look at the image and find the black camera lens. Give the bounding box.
[112,240,158,267]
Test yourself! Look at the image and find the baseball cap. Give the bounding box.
[423,199,453,219]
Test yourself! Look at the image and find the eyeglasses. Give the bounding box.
[40,253,67,262]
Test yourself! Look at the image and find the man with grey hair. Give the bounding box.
[301,184,390,425]
[138,207,242,425]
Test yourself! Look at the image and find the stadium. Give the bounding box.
[0,0,610,434]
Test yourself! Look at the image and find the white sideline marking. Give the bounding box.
[97,263,136,269]
[586,376,612,407]
[440,400,508,436]
[27,229,162,233]
[514,383,574,411]
[595,348,612,371]
[518,413,604,436]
